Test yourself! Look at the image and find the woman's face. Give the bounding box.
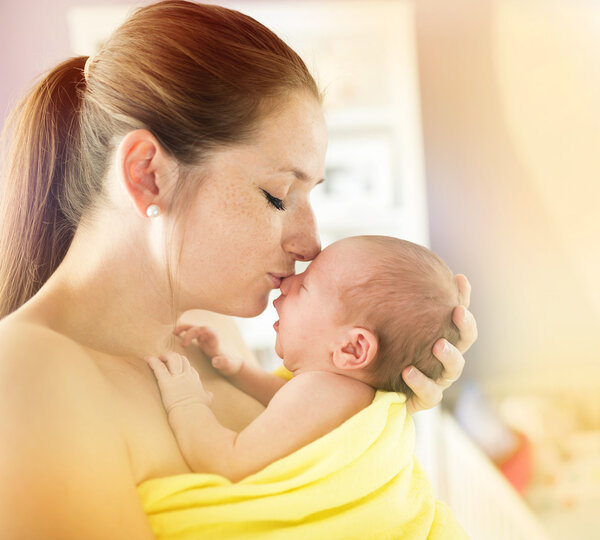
[174,93,328,317]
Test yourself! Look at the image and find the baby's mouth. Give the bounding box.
[273,320,280,332]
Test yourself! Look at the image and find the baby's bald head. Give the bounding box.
[336,236,460,398]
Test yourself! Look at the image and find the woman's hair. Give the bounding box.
[0,0,320,319]
[338,236,460,399]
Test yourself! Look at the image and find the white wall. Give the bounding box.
[416,0,600,388]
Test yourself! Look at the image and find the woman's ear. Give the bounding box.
[332,327,378,371]
[115,129,177,218]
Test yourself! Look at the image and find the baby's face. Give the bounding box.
[272,239,365,372]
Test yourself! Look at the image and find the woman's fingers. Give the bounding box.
[404,339,468,414]
[455,274,471,308]
[452,305,478,354]
[432,338,465,386]
[403,274,475,415]
[403,366,443,415]
[453,273,477,352]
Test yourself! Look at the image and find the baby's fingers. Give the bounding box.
[180,326,209,348]
[173,324,197,346]
[144,355,170,379]
[158,351,190,375]
[211,354,241,376]
[173,324,194,337]
[183,326,221,356]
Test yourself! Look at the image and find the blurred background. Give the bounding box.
[1,0,599,538]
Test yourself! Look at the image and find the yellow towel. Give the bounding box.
[137,391,469,539]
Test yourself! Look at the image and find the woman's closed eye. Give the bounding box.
[261,188,286,211]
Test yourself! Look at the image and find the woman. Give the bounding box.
[0,1,476,538]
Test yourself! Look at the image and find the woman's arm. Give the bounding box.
[0,324,155,540]
[403,274,478,414]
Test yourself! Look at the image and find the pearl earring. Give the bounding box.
[146,204,160,218]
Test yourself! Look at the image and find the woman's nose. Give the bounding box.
[279,275,293,295]
[282,206,321,262]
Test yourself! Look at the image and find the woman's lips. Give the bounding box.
[268,274,283,288]
[273,320,279,332]
[268,272,294,289]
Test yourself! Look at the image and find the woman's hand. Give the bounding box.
[403,274,477,415]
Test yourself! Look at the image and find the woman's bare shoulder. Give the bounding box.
[0,317,156,539]
[0,314,83,351]
[0,315,121,443]
[0,315,103,384]
[0,314,115,443]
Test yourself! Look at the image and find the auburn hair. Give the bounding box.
[0,0,320,319]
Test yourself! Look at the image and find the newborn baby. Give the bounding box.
[145,235,460,482]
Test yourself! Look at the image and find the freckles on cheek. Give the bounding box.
[191,180,282,266]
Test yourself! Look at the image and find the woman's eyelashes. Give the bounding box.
[261,188,286,211]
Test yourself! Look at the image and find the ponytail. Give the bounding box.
[0,57,86,318]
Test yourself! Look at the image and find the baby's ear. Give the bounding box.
[332,328,378,371]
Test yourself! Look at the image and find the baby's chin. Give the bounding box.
[274,339,284,360]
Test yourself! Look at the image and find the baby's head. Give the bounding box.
[336,236,460,398]
[273,235,460,398]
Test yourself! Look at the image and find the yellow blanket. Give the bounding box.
[137,391,468,539]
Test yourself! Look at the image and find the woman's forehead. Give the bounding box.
[251,95,327,176]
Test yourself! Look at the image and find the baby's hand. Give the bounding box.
[173,324,222,357]
[144,352,213,414]
[211,354,243,377]
[174,325,244,377]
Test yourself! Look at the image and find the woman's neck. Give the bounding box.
[23,219,182,359]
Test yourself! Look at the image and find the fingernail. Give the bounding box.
[405,367,415,378]
[443,340,450,354]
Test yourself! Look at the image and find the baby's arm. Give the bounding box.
[145,353,374,482]
[174,324,286,406]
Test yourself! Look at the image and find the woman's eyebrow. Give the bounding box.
[279,167,325,185]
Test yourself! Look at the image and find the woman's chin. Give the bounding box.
[179,288,270,318]
[235,296,270,318]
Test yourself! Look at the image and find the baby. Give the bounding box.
[145,235,460,482]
